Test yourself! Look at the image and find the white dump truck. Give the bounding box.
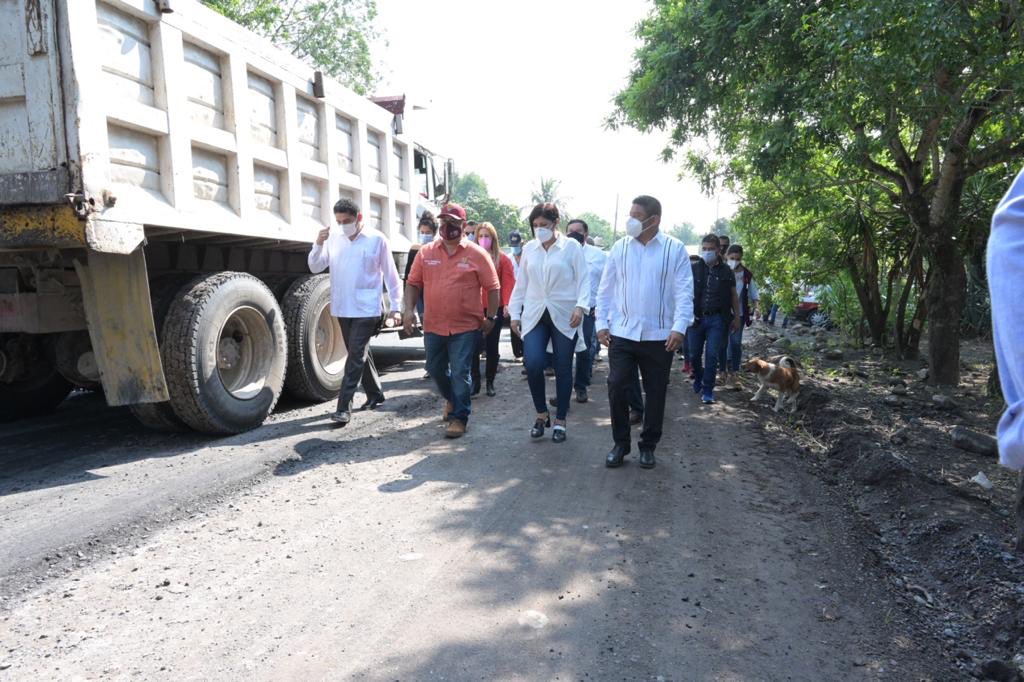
[0,0,451,433]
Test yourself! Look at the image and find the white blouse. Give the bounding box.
[508,233,591,352]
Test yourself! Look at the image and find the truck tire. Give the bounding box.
[0,363,73,421]
[162,272,287,434]
[128,275,193,432]
[282,274,347,402]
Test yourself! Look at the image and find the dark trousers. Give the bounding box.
[336,316,383,412]
[424,330,477,423]
[607,336,674,450]
[573,310,597,391]
[472,306,504,384]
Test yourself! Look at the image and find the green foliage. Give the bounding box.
[668,222,699,245]
[450,172,525,243]
[572,212,616,246]
[528,177,567,215]
[201,0,378,95]
[614,0,1024,383]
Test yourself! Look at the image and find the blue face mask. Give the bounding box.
[466,233,476,242]
[512,246,522,255]
[419,233,433,245]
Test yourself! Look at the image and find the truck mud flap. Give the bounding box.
[73,248,169,406]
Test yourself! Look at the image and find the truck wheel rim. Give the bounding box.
[217,306,273,400]
[314,303,345,375]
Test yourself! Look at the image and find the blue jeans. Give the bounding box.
[523,310,576,420]
[573,311,597,391]
[726,325,744,372]
[688,315,727,392]
[767,303,779,324]
[424,330,477,423]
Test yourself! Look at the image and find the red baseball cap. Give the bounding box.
[438,203,467,221]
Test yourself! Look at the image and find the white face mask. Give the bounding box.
[339,220,358,237]
[727,259,740,270]
[534,226,553,243]
[626,216,655,238]
[702,250,718,264]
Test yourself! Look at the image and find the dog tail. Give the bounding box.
[779,355,801,369]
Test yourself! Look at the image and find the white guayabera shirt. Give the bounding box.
[508,233,591,352]
[308,227,402,318]
[596,231,694,342]
[582,242,609,310]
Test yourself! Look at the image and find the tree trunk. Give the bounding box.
[924,240,966,385]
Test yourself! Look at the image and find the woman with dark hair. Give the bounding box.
[509,202,590,443]
[406,211,438,378]
[471,222,516,396]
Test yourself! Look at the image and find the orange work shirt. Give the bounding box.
[407,238,500,336]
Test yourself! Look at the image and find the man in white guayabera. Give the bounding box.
[309,198,402,426]
[596,195,694,470]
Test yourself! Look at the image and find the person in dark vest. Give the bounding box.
[721,244,759,384]
[687,233,741,404]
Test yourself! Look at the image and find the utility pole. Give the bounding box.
[613,193,620,238]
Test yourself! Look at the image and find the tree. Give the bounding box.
[668,222,699,245]
[450,172,524,242]
[201,0,378,95]
[528,177,568,216]
[613,0,1024,386]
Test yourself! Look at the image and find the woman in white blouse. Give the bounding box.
[509,203,590,443]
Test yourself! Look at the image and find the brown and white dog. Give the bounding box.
[743,355,801,413]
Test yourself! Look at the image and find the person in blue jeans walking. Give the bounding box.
[718,244,759,384]
[509,203,590,444]
[687,233,741,404]
[403,203,500,439]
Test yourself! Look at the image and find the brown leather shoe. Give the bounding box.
[445,419,466,438]
[442,400,453,422]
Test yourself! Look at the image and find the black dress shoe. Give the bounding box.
[629,410,643,425]
[638,449,656,469]
[548,397,557,407]
[486,380,496,397]
[359,395,385,411]
[330,410,351,426]
[576,388,588,403]
[605,444,630,467]
[552,426,567,443]
[530,416,551,439]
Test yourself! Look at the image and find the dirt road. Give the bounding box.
[0,335,948,679]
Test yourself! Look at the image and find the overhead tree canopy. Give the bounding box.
[613,0,1024,385]
[202,0,378,95]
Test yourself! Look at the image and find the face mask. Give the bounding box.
[702,250,718,264]
[478,236,493,250]
[339,221,358,237]
[441,223,463,240]
[627,216,657,238]
[567,231,586,246]
[466,233,476,242]
[727,259,740,270]
[419,233,433,245]
[534,227,553,243]
[512,246,522,255]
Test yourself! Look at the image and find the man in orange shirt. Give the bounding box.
[404,203,500,438]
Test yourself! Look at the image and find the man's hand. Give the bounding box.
[315,227,330,245]
[481,318,495,335]
[569,306,585,328]
[502,308,511,319]
[510,320,522,338]
[665,331,685,353]
[597,329,611,347]
[390,311,402,326]
[731,315,742,332]
[402,310,414,336]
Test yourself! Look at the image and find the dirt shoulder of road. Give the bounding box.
[722,323,1023,681]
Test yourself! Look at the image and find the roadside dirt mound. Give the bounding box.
[721,324,1024,680]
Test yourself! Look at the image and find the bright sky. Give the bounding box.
[371,0,736,234]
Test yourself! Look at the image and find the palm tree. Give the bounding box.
[525,177,569,216]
